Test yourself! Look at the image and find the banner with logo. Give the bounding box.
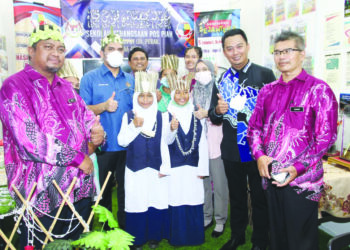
[13,1,61,71]
[194,10,240,67]
[60,1,194,58]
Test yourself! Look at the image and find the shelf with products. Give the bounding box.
[328,94,350,169]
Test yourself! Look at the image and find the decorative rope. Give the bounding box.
[21,209,80,246]
[0,172,112,248]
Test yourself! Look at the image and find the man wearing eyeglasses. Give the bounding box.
[209,28,275,250]
[248,31,338,250]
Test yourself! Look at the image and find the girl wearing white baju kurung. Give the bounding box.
[118,72,171,248]
[164,77,209,246]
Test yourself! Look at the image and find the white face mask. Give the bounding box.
[106,50,123,68]
[195,70,212,85]
[160,77,169,88]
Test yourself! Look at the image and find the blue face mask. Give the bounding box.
[160,77,169,88]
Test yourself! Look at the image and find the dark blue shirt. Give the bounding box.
[80,64,134,151]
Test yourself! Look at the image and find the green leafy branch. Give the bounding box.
[71,205,134,250]
[45,205,134,250]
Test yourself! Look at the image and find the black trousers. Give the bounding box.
[97,150,126,229]
[266,183,318,250]
[223,160,269,247]
[19,198,91,250]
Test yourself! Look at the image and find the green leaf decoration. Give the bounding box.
[44,239,73,250]
[70,205,131,249]
[71,231,109,250]
[106,229,135,250]
[93,205,119,228]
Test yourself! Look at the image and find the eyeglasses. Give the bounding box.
[273,48,302,56]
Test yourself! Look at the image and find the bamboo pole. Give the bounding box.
[0,229,16,250]
[52,180,89,232]
[85,171,112,231]
[5,183,37,250]
[12,186,54,242]
[42,177,77,248]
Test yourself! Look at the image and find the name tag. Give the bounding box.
[290,106,304,112]
[68,98,76,103]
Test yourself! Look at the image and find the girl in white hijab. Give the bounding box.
[118,71,171,249]
[165,75,209,246]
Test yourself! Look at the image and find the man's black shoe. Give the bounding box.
[211,223,225,238]
[220,237,245,250]
[212,229,224,238]
[204,220,213,230]
[251,245,267,250]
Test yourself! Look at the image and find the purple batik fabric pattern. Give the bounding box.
[0,64,96,215]
[247,70,338,202]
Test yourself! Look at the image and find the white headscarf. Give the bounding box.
[133,92,158,136]
[167,90,194,134]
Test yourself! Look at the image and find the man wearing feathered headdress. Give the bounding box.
[0,15,104,249]
[80,26,134,229]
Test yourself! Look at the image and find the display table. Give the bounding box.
[319,161,350,218]
[327,156,350,170]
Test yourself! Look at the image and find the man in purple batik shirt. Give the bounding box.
[0,23,104,249]
[247,31,338,250]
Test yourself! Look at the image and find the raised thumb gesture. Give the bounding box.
[133,111,144,128]
[216,93,228,115]
[170,113,179,131]
[93,114,100,126]
[194,104,208,120]
[104,91,118,112]
[91,115,104,146]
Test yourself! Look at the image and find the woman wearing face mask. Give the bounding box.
[157,54,179,112]
[183,46,202,92]
[193,60,229,238]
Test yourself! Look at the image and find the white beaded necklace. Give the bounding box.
[175,114,197,156]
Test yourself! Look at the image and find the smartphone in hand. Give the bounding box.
[268,161,290,184]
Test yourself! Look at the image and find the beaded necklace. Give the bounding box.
[175,114,197,156]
